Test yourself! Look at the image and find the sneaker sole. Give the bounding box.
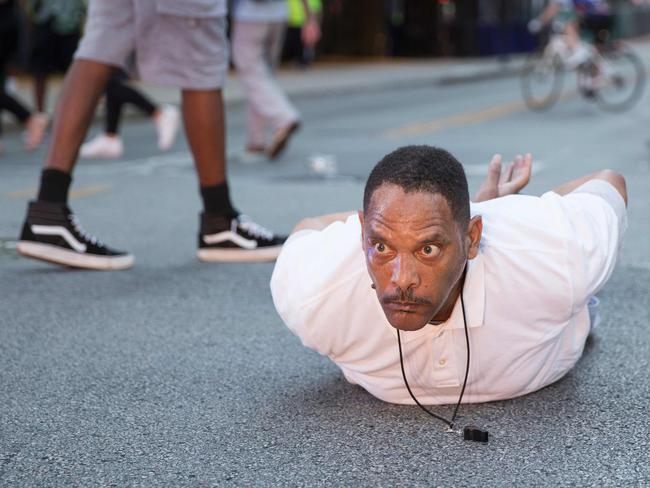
[197,245,283,263]
[267,122,300,160]
[16,241,134,270]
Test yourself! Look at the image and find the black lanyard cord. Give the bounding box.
[397,267,470,430]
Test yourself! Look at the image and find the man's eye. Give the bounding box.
[374,242,387,253]
[421,244,439,256]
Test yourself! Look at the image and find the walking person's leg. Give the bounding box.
[79,72,126,159]
[0,69,29,145]
[232,20,271,156]
[232,20,300,160]
[0,20,47,150]
[265,21,301,158]
[0,76,47,151]
[141,12,285,262]
[81,69,180,159]
[245,103,267,153]
[183,87,286,262]
[44,60,116,173]
[182,89,228,190]
[16,0,137,270]
[109,77,180,151]
[105,75,128,134]
[0,71,31,124]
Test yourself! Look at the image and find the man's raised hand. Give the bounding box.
[473,153,533,202]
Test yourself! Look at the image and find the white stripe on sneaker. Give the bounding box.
[202,230,258,250]
[31,225,87,252]
[17,241,133,270]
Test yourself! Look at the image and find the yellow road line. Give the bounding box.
[69,185,110,199]
[385,100,527,139]
[5,184,110,200]
[384,91,576,139]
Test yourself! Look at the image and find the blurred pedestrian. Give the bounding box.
[284,0,322,68]
[16,0,285,270]
[0,0,48,154]
[26,0,85,113]
[80,69,180,159]
[231,0,320,161]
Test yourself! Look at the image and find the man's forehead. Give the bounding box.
[365,184,454,224]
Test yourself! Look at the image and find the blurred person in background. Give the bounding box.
[26,0,85,113]
[528,0,610,66]
[284,0,322,68]
[16,0,286,270]
[231,0,320,162]
[80,68,180,159]
[0,0,48,154]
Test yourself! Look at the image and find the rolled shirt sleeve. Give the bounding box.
[270,215,365,356]
[554,179,627,311]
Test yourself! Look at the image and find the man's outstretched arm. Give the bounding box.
[291,211,357,234]
[551,169,627,206]
[551,169,627,304]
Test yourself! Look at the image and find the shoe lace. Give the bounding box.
[69,214,103,247]
[237,215,274,240]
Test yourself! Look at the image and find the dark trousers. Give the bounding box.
[105,71,156,134]
[1,21,30,136]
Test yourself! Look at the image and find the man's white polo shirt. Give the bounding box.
[270,181,627,405]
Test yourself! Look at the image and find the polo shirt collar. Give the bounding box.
[446,253,485,331]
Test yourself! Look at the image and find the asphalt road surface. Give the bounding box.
[1,66,649,486]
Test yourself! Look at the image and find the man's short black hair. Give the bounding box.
[363,145,470,225]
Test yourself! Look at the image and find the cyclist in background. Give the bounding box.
[528,0,610,68]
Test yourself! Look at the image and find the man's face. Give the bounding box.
[360,183,479,331]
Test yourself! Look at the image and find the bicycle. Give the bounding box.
[520,27,646,112]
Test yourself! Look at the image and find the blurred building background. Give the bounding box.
[317,0,650,59]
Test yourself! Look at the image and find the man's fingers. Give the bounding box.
[513,153,533,182]
[486,154,502,185]
[473,154,502,202]
[499,159,516,185]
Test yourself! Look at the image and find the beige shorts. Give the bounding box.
[75,0,229,90]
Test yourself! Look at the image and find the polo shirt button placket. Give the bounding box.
[429,332,460,388]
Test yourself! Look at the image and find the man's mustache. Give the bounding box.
[381,288,432,305]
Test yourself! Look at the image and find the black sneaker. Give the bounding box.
[197,213,286,262]
[16,200,134,270]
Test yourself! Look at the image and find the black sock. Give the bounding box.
[37,169,72,204]
[200,182,238,217]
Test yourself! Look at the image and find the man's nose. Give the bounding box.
[390,254,420,292]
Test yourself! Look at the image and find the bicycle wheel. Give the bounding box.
[521,51,564,110]
[595,44,646,112]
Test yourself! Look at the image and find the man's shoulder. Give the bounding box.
[272,214,367,306]
[472,192,570,253]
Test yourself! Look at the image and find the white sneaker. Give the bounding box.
[79,134,124,159]
[24,112,48,151]
[230,148,268,165]
[154,105,180,151]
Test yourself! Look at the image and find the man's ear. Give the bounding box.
[466,215,482,259]
[358,210,365,243]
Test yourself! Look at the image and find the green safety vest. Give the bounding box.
[287,0,322,28]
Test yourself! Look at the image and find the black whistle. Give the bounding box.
[463,426,489,443]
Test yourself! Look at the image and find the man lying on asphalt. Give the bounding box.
[271,145,627,405]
